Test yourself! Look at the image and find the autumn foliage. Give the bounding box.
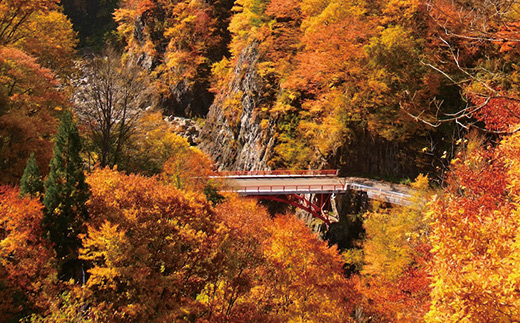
[114,0,232,116]
[0,0,75,184]
[5,0,520,322]
[78,168,221,321]
[0,46,64,184]
[28,169,357,322]
[0,187,57,322]
[426,133,520,322]
[345,176,432,322]
[201,196,358,322]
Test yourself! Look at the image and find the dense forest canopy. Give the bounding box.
[1,0,520,321]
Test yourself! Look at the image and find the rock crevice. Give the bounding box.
[200,42,278,171]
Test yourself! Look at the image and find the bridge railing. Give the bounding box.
[212,169,339,178]
[234,183,348,194]
[348,183,411,206]
[233,182,412,206]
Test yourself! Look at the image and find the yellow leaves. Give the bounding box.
[348,175,433,321]
[260,118,269,129]
[361,208,415,281]
[380,0,420,26]
[222,90,244,126]
[17,10,77,73]
[81,221,127,266]
[0,187,58,321]
[259,215,355,322]
[426,134,520,322]
[257,61,276,78]
[210,56,231,92]
[228,0,270,54]
[82,168,221,321]
[126,111,192,175]
[161,144,214,192]
[367,79,390,94]
[411,173,429,191]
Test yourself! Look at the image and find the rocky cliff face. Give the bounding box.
[200,42,278,171]
[332,129,423,180]
[127,12,217,118]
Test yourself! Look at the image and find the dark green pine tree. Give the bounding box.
[43,110,89,275]
[20,153,44,198]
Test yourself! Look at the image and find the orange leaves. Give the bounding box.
[260,215,357,323]
[81,169,356,321]
[426,134,520,321]
[0,0,75,184]
[126,111,189,175]
[115,0,229,115]
[265,0,301,21]
[469,93,520,132]
[135,0,156,15]
[0,46,63,183]
[199,197,357,322]
[263,0,432,168]
[0,0,75,73]
[0,47,60,106]
[495,21,520,53]
[346,175,433,322]
[2,168,357,321]
[83,168,220,321]
[160,0,221,87]
[161,141,215,192]
[0,186,57,321]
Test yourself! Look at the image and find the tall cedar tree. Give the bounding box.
[20,153,44,198]
[43,111,89,270]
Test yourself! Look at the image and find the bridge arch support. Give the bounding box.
[253,194,334,225]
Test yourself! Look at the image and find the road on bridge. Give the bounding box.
[219,175,412,206]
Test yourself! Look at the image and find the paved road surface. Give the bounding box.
[223,176,412,206]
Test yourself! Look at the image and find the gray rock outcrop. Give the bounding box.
[200,42,278,171]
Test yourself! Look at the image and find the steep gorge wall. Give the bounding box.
[332,129,423,180]
[200,42,278,171]
[200,40,425,177]
[115,0,234,118]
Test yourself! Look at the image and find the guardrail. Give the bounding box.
[348,183,411,206]
[212,169,339,178]
[235,183,348,194]
[232,182,412,206]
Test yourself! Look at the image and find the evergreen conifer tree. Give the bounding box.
[20,153,43,198]
[43,110,89,273]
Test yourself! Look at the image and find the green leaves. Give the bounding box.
[43,110,89,267]
[20,153,44,198]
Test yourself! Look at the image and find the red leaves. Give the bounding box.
[427,134,520,321]
[83,168,219,321]
[0,46,64,184]
[469,93,520,132]
[0,186,58,321]
[0,47,60,105]
[208,198,357,322]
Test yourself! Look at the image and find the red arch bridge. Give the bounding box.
[213,170,412,225]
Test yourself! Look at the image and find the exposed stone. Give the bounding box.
[165,116,202,145]
[199,42,278,171]
[129,14,212,118]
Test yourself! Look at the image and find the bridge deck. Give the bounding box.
[212,169,338,178]
[224,177,412,206]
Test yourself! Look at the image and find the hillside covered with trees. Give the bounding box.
[1,0,520,321]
